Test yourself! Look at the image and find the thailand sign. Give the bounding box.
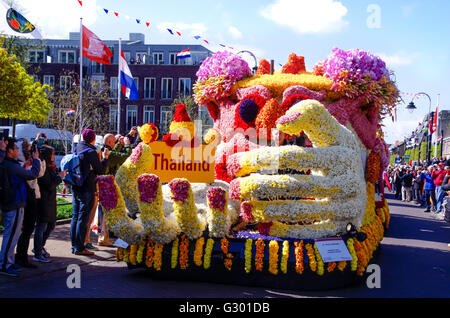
[150,141,215,183]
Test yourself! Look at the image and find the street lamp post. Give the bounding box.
[406,92,433,163]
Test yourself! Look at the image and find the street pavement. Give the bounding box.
[0,191,449,298]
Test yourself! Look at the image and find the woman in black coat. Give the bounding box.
[33,145,66,262]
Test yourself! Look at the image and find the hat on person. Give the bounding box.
[82,129,96,144]
[438,162,445,166]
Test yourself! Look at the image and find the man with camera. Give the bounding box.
[0,138,41,277]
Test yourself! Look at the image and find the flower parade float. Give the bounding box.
[97,48,397,290]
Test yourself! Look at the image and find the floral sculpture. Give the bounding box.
[98,48,396,290]
[137,174,181,244]
[115,123,158,217]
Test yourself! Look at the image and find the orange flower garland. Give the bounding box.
[194,237,205,267]
[337,261,347,271]
[179,234,189,270]
[305,243,317,272]
[221,238,233,271]
[294,241,304,274]
[255,238,265,272]
[353,240,367,276]
[116,248,123,262]
[327,262,336,272]
[153,243,163,271]
[145,238,154,268]
[367,152,381,184]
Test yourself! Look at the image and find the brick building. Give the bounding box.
[1,32,213,136]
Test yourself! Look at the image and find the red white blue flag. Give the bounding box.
[120,49,138,100]
[176,49,191,59]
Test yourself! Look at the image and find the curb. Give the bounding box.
[56,218,72,225]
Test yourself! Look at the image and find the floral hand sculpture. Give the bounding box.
[137,174,181,244]
[97,175,145,244]
[206,187,230,238]
[169,178,206,240]
[115,123,158,217]
[229,100,367,239]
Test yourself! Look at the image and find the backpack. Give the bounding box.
[0,164,13,207]
[60,148,92,187]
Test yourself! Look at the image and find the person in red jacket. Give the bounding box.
[432,162,447,213]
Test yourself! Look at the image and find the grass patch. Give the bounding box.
[57,197,73,220]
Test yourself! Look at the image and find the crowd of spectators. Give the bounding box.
[386,157,450,223]
[0,126,139,277]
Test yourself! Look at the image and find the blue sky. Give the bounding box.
[10,0,450,144]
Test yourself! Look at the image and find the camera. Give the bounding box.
[0,128,9,140]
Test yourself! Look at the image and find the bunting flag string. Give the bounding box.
[77,0,82,7]
[89,2,240,53]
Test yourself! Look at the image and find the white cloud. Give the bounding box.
[157,22,208,37]
[12,0,98,39]
[228,26,242,40]
[376,51,421,68]
[260,0,348,34]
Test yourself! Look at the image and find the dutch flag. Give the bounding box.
[66,108,75,117]
[120,49,138,100]
[176,49,191,59]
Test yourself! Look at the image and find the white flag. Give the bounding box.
[0,0,42,39]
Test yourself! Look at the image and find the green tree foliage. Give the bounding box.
[0,40,52,122]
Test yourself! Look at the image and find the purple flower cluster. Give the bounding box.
[168,179,190,203]
[206,187,227,211]
[97,175,118,211]
[194,51,252,105]
[314,47,390,90]
[137,174,160,204]
[196,51,252,82]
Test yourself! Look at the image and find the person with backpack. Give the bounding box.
[69,129,109,256]
[0,138,41,277]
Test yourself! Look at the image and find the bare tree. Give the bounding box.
[44,70,112,153]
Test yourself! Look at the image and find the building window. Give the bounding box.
[92,62,104,73]
[91,75,104,91]
[110,77,118,98]
[153,52,163,65]
[136,52,146,64]
[126,105,138,131]
[169,53,178,65]
[29,50,45,63]
[143,106,155,124]
[178,78,191,97]
[144,77,155,99]
[60,76,72,91]
[161,78,173,99]
[43,75,55,87]
[160,106,174,135]
[43,75,54,95]
[110,105,118,131]
[59,50,76,63]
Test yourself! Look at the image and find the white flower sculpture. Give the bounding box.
[229,99,367,239]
